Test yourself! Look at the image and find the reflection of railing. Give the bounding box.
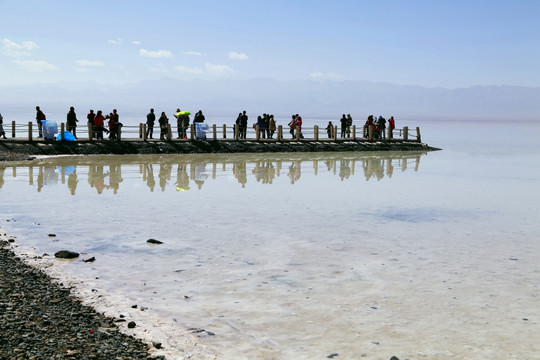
[3,120,422,143]
[0,152,426,194]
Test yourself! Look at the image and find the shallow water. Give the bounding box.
[1,120,539,360]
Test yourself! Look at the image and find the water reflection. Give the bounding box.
[0,152,426,194]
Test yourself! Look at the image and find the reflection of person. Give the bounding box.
[146,108,155,139]
[36,106,46,138]
[66,106,79,139]
[67,169,78,195]
[144,163,156,192]
[176,164,190,191]
[233,161,247,188]
[0,167,5,189]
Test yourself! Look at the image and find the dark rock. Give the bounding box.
[127,321,136,329]
[48,234,56,237]
[83,257,95,263]
[54,250,79,259]
[327,353,339,359]
[153,342,162,349]
[146,239,163,245]
[8,238,15,243]
[390,357,400,360]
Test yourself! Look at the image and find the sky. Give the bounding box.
[0,0,539,89]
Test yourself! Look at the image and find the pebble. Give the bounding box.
[146,239,163,245]
[54,250,79,259]
[0,241,160,359]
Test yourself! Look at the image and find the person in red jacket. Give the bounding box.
[93,110,107,140]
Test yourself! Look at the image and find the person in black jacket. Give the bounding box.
[66,106,79,139]
[146,108,155,139]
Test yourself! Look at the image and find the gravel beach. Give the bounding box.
[0,238,162,360]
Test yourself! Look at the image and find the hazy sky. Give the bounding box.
[1,0,539,88]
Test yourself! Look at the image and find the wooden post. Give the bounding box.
[28,122,33,141]
[143,124,147,141]
[234,124,239,140]
[117,124,122,141]
[139,123,143,138]
[416,127,421,143]
[277,125,283,141]
[222,124,227,139]
[333,126,338,140]
[11,121,15,138]
[60,123,65,141]
[352,125,356,139]
[314,125,319,141]
[255,125,260,140]
[167,124,172,140]
[403,126,409,141]
[295,125,300,140]
[88,122,93,141]
[212,124,217,140]
[191,124,195,140]
[388,126,392,140]
[368,125,373,140]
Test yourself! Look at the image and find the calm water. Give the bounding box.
[1,120,539,360]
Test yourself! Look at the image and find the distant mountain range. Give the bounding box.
[1,79,539,121]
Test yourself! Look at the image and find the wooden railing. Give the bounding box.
[2,121,422,143]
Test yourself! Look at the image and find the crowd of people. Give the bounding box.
[1,106,398,141]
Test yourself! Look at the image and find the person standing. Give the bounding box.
[295,114,303,139]
[379,116,386,139]
[66,106,79,139]
[159,111,169,140]
[325,121,334,138]
[340,114,347,138]
[94,110,106,140]
[146,108,155,139]
[388,116,396,139]
[87,110,96,138]
[268,115,276,139]
[240,110,248,139]
[194,110,205,123]
[0,113,6,139]
[346,114,353,138]
[36,106,46,138]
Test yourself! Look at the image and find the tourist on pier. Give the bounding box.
[364,115,374,138]
[346,114,353,138]
[288,115,296,139]
[175,109,189,139]
[108,109,120,140]
[235,113,242,138]
[94,110,107,140]
[340,114,347,138]
[325,121,334,138]
[0,113,6,139]
[388,116,395,139]
[193,110,205,123]
[256,116,266,138]
[378,116,386,139]
[66,106,79,139]
[146,108,155,139]
[295,114,303,139]
[36,106,46,138]
[268,115,276,139]
[87,110,95,137]
[159,111,169,140]
[240,110,248,139]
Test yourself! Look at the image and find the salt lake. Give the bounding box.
[1,120,539,359]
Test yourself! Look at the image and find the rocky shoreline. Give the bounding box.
[0,139,439,162]
[0,239,162,360]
